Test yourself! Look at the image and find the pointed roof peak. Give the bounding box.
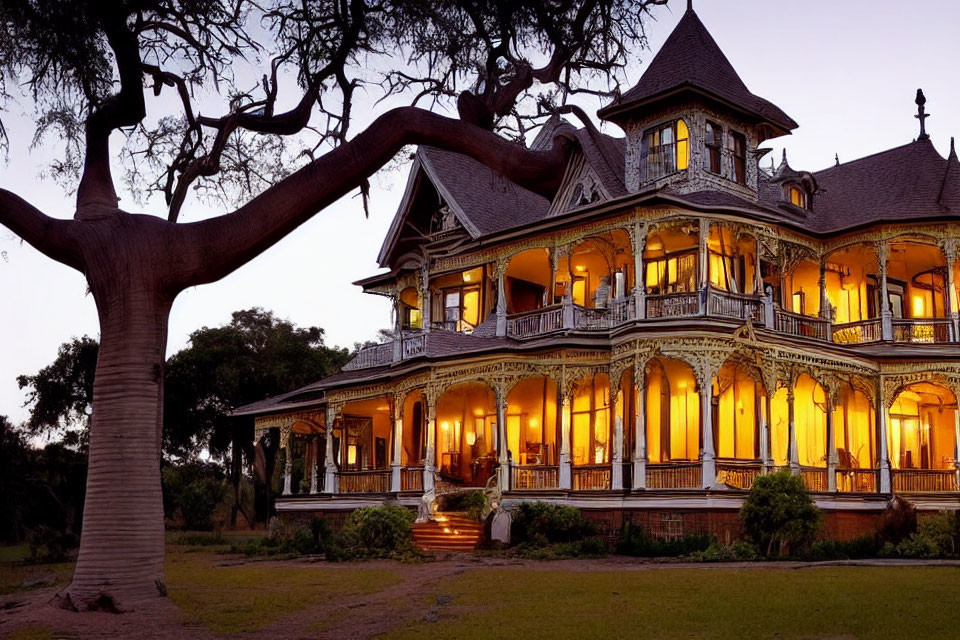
[949,137,957,162]
[598,8,796,137]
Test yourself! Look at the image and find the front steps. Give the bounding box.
[411,512,484,552]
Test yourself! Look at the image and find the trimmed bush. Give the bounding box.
[685,540,758,563]
[739,470,819,557]
[882,511,960,559]
[325,504,416,562]
[511,502,596,546]
[797,536,881,561]
[616,519,714,557]
[438,490,490,521]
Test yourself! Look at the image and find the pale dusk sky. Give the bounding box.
[3,0,959,426]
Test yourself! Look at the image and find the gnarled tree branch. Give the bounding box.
[0,189,83,271]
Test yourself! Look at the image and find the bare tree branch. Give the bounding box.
[0,189,83,270]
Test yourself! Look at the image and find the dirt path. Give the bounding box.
[4,556,960,639]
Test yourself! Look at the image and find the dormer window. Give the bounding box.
[642,119,689,181]
[787,185,806,208]
[705,121,722,174]
[727,130,746,184]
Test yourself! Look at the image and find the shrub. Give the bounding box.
[438,491,490,522]
[615,519,714,557]
[178,478,228,531]
[739,470,819,557]
[686,540,758,563]
[876,496,917,545]
[798,536,881,561]
[885,512,960,559]
[510,502,596,546]
[325,504,416,562]
[517,536,608,559]
[26,525,77,563]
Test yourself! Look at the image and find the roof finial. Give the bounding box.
[950,137,957,161]
[835,153,840,167]
[781,149,787,164]
[915,88,931,141]
[687,0,693,12]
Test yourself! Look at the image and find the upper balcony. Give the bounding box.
[345,225,960,372]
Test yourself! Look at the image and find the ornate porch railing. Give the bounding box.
[572,465,612,490]
[646,291,700,319]
[892,469,959,492]
[400,466,424,492]
[342,342,394,371]
[715,460,762,490]
[775,309,829,340]
[511,465,560,490]
[573,305,610,330]
[835,468,878,493]
[832,319,883,345]
[506,304,564,339]
[706,288,763,323]
[608,296,636,326]
[800,466,828,492]
[892,319,954,344]
[645,462,702,489]
[402,332,426,358]
[338,470,391,493]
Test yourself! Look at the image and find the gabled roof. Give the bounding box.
[377,147,551,267]
[598,8,797,135]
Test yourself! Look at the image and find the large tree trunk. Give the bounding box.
[62,274,173,611]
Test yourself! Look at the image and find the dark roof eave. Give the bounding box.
[598,83,797,135]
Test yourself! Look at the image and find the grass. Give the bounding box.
[386,566,960,639]
[164,548,402,634]
[0,542,73,596]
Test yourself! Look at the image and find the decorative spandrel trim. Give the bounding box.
[254,412,325,435]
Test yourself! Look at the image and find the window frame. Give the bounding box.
[642,119,690,181]
[705,121,723,174]
[727,130,747,185]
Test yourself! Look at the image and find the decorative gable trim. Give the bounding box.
[549,151,612,216]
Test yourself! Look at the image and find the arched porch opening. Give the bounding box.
[825,243,882,344]
[570,372,612,490]
[398,286,422,330]
[505,248,552,313]
[887,240,952,342]
[712,362,764,489]
[769,374,828,490]
[335,397,393,493]
[435,382,497,486]
[561,230,633,309]
[889,382,958,492]
[506,376,560,490]
[645,357,701,488]
[398,390,426,492]
[708,225,759,295]
[643,224,699,318]
[833,383,877,492]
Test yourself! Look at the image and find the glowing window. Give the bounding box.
[788,186,806,207]
[643,119,689,181]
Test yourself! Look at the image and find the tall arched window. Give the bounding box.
[643,119,689,181]
[571,374,610,465]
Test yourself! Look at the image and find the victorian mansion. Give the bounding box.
[236,6,960,540]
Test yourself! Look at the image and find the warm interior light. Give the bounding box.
[463,272,472,282]
[474,408,484,417]
[575,265,586,273]
[377,405,389,412]
[347,445,357,465]
[466,431,477,446]
[441,421,449,431]
[678,381,687,391]
[912,295,925,317]
[529,418,538,428]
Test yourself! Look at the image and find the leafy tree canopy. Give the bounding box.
[16,309,350,458]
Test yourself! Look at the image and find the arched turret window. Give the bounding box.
[642,119,689,181]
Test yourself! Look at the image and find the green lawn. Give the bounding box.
[165,549,402,634]
[387,566,960,640]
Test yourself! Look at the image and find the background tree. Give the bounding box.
[0,0,665,609]
[164,308,349,525]
[17,336,98,449]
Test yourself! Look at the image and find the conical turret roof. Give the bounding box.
[599,8,797,136]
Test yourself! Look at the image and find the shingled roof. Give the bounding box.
[805,138,960,232]
[598,8,796,135]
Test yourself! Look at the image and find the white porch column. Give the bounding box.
[423,394,436,493]
[877,380,892,493]
[632,221,646,320]
[281,427,293,495]
[700,361,716,489]
[879,240,893,341]
[495,384,509,489]
[391,396,403,493]
[698,218,709,315]
[826,394,837,492]
[633,367,647,489]
[758,385,771,471]
[819,255,833,341]
[611,377,624,491]
[420,263,432,333]
[559,387,573,490]
[787,386,800,474]
[495,260,508,337]
[310,435,320,494]
[324,405,338,494]
[392,295,403,362]
[945,247,959,341]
